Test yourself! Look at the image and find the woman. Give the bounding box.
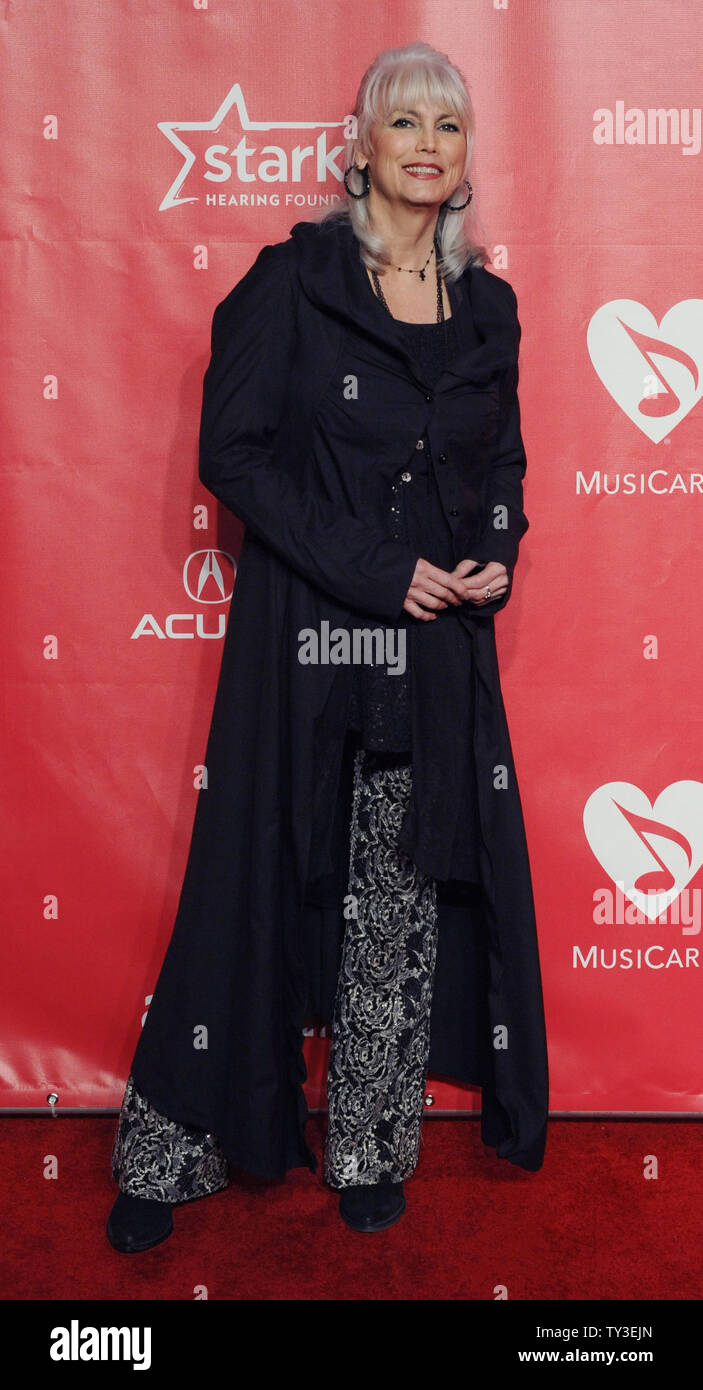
[107,39,548,1250]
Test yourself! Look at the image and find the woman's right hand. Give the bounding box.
[403,558,467,622]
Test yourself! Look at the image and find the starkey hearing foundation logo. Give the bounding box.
[575,780,703,970]
[158,83,350,212]
[130,549,235,640]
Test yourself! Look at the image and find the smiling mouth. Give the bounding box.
[403,165,443,177]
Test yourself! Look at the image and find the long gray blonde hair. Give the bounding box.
[309,40,490,281]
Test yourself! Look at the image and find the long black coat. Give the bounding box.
[130,214,549,1178]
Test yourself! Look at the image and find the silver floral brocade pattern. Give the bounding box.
[111,1074,229,1203]
[324,748,439,1188]
[111,753,439,1199]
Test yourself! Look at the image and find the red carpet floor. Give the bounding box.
[2,1114,702,1301]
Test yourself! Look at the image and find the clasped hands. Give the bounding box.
[403,557,508,621]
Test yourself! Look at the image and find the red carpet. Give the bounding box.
[3,1114,702,1301]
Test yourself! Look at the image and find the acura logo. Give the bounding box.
[131,549,236,641]
[183,549,235,603]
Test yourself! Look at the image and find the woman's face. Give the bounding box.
[359,98,467,213]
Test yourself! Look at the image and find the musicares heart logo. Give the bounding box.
[587,300,703,442]
[583,781,703,921]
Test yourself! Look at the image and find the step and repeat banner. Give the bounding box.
[3,0,703,1119]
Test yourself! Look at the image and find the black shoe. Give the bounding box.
[338,1180,406,1233]
[106,1190,174,1253]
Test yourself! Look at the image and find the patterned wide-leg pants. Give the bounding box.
[111,748,438,1199]
[110,1074,229,1203]
[324,747,439,1189]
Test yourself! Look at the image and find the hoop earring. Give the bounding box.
[343,164,370,199]
[443,179,473,211]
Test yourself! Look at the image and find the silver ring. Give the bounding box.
[484,586,492,600]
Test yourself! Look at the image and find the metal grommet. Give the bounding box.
[401,471,412,483]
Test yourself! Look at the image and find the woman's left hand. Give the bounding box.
[453,557,509,605]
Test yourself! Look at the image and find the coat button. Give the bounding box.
[401,471,412,483]
[416,438,424,449]
[438,453,447,464]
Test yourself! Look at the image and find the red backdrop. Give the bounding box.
[3,0,703,1118]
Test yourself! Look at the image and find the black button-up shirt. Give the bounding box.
[347,312,461,754]
[313,282,485,886]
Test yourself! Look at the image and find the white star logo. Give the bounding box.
[157,84,346,211]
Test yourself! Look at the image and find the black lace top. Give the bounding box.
[347,314,459,751]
